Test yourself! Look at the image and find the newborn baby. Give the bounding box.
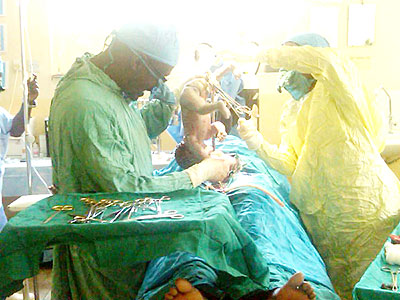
[175,75,232,170]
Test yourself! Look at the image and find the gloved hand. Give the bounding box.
[150,80,176,105]
[27,74,39,107]
[184,153,237,187]
[238,105,264,150]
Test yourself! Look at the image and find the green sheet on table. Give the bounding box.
[0,189,270,297]
[353,222,400,300]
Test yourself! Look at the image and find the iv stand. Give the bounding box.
[210,87,216,151]
[19,1,39,299]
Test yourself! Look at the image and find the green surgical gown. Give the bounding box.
[48,54,193,299]
[256,46,400,299]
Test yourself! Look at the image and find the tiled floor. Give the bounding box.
[6,263,52,300]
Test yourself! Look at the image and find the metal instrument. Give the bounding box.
[126,198,155,220]
[205,73,252,118]
[132,210,184,221]
[109,201,133,223]
[71,196,178,223]
[381,266,400,292]
[43,205,74,224]
[152,196,171,214]
[69,215,110,224]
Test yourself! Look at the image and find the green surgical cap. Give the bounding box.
[285,33,330,48]
[115,23,180,67]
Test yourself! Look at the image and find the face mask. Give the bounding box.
[277,69,316,101]
[149,79,164,100]
[149,79,176,105]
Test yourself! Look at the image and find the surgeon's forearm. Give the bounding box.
[10,104,32,137]
[256,141,297,176]
[141,100,174,139]
[80,142,194,192]
[92,166,194,193]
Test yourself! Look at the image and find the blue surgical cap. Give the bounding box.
[284,33,330,48]
[115,23,180,67]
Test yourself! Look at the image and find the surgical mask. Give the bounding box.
[277,69,316,101]
[149,79,176,105]
[149,79,164,99]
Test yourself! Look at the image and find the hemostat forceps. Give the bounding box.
[205,73,252,118]
[132,210,184,221]
[382,266,400,291]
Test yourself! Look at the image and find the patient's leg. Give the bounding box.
[165,273,316,300]
[164,278,204,300]
[271,272,316,300]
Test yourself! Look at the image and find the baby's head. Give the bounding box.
[174,141,207,169]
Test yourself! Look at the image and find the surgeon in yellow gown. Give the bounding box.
[237,33,400,299]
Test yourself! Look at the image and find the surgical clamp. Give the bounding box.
[381,266,400,291]
[151,196,171,214]
[109,201,133,223]
[132,210,184,221]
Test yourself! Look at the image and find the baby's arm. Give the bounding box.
[180,79,228,116]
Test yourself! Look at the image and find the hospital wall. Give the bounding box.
[1,0,55,144]
[258,0,400,145]
[0,0,107,142]
[2,0,400,150]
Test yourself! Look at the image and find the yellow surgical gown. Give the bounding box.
[256,46,400,299]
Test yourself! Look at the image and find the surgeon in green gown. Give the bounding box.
[48,23,236,299]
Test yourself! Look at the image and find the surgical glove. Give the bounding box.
[150,80,176,105]
[238,105,264,150]
[27,74,39,106]
[184,155,236,187]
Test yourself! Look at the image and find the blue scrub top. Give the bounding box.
[0,106,13,231]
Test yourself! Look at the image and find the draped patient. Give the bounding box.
[165,273,316,300]
[169,70,316,300]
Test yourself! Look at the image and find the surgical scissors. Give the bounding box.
[43,205,74,224]
[381,266,400,291]
[132,210,184,221]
